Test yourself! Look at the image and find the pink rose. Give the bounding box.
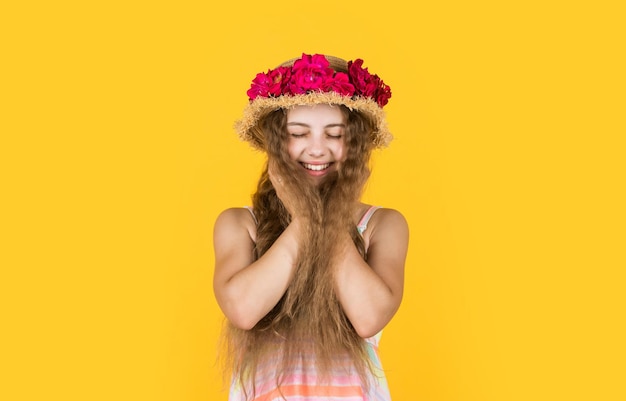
[321,72,355,96]
[247,70,280,100]
[268,67,291,96]
[246,54,390,107]
[292,53,331,72]
[289,53,334,94]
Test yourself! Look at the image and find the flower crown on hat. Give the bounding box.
[235,53,393,150]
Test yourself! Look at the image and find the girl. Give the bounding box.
[213,53,409,400]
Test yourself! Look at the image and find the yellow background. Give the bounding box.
[2,1,625,400]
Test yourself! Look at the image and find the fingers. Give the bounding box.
[268,163,295,215]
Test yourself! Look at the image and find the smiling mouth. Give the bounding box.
[301,162,331,171]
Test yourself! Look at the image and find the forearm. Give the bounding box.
[334,236,400,338]
[218,219,304,330]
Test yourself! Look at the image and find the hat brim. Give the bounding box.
[234,91,392,151]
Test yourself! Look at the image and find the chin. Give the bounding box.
[313,170,339,187]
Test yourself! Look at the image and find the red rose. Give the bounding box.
[268,67,291,96]
[246,54,390,107]
[292,53,331,72]
[321,72,355,96]
[347,59,372,95]
[375,80,392,107]
[289,53,334,94]
[247,70,281,100]
[361,74,380,97]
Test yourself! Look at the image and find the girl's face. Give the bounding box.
[286,104,347,184]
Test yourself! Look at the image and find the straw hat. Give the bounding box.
[234,53,392,150]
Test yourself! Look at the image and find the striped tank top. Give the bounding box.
[230,206,391,400]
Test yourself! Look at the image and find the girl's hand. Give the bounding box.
[268,161,300,218]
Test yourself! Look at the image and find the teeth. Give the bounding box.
[302,163,330,171]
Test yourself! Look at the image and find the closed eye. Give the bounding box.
[326,129,344,139]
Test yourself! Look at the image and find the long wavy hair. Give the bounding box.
[221,105,377,398]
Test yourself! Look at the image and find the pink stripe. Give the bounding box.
[268,373,362,385]
[357,205,380,227]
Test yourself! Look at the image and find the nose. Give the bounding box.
[306,135,325,157]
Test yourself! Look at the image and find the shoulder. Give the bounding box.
[366,207,409,246]
[214,207,257,243]
[357,205,408,252]
[214,207,255,226]
[366,207,408,231]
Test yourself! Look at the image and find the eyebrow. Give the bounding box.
[286,122,346,128]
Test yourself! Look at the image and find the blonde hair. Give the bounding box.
[221,106,377,398]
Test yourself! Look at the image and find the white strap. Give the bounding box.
[357,206,381,235]
[243,206,258,225]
